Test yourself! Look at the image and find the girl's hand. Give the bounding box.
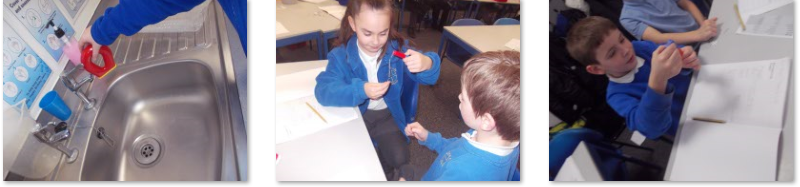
[78,26,102,62]
[364,81,390,100]
[403,49,433,73]
[404,122,429,141]
[680,46,701,70]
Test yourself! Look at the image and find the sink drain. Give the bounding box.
[132,135,163,167]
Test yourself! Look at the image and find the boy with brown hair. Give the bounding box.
[566,16,700,139]
[403,50,520,181]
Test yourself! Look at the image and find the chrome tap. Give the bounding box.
[32,121,78,163]
[61,64,95,110]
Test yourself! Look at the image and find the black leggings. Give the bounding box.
[363,109,410,180]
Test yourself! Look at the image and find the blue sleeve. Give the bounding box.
[314,52,370,107]
[418,132,458,153]
[91,0,206,45]
[400,43,441,85]
[218,0,247,55]
[633,41,659,57]
[619,10,648,40]
[607,84,675,139]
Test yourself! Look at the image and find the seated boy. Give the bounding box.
[566,16,700,139]
[402,50,521,181]
[620,0,717,44]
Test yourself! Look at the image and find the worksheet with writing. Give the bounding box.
[668,57,791,181]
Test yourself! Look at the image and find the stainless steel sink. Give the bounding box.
[47,0,246,181]
[81,61,223,180]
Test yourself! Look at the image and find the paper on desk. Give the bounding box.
[277,22,290,36]
[275,67,326,103]
[668,121,781,181]
[737,0,793,16]
[736,0,794,38]
[504,38,520,51]
[668,57,791,181]
[276,95,358,144]
[685,58,790,128]
[319,5,346,20]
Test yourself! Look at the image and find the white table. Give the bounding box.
[276,0,341,59]
[438,25,520,65]
[455,0,520,20]
[275,60,386,181]
[665,1,794,181]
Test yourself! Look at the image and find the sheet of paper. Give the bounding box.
[275,67,326,103]
[737,0,793,16]
[277,22,290,36]
[736,1,793,38]
[684,58,790,128]
[276,95,358,144]
[319,5,346,20]
[504,38,520,51]
[668,58,791,181]
[668,121,781,181]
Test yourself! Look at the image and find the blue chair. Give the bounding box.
[451,18,484,26]
[400,71,419,124]
[443,19,484,67]
[493,18,519,25]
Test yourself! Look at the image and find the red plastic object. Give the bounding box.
[392,50,406,59]
[81,44,116,79]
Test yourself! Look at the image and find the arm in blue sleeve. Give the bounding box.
[91,0,206,45]
[607,84,675,139]
[406,51,441,86]
[314,53,370,107]
[401,44,441,85]
[418,132,458,153]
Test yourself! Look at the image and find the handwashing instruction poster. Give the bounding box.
[3,21,52,108]
[4,0,75,61]
[58,0,86,19]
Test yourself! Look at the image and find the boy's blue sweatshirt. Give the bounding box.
[607,41,691,139]
[91,0,247,54]
[419,131,520,181]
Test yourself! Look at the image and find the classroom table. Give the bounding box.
[438,25,520,64]
[664,0,794,181]
[275,60,387,181]
[276,0,341,59]
[454,0,520,21]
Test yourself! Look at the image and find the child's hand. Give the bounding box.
[78,26,102,62]
[649,44,683,93]
[364,82,391,100]
[403,49,433,73]
[405,122,429,141]
[694,17,718,42]
[679,46,701,70]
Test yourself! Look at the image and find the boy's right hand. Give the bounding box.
[364,82,391,100]
[694,17,718,42]
[405,122,429,142]
[649,44,683,94]
[78,26,102,62]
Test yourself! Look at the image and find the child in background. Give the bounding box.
[314,0,441,181]
[620,0,717,45]
[567,16,700,139]
[403,50,520,181]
